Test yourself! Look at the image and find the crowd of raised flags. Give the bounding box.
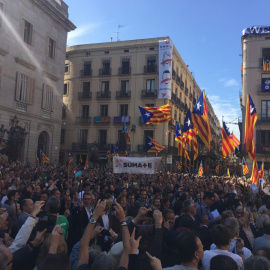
[56,89,264,186]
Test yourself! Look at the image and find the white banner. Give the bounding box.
[113,157,162,174]
[158,39,173,99]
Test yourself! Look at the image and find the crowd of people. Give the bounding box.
[0,161,270,270]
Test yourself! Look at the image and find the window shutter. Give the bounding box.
[42,83,46,109]
[29,78,35,104]
[15,72,20,101]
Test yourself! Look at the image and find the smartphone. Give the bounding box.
[36,215,57,232]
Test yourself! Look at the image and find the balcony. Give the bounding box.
[99,68,111,76]
[180,81,184,90]
[258,83,270,93]
[75,117,91,125]
[114,116,130,124]
[172,69,176,80]
[171,93,177,103]
[80,69,92,77]
[78,92,92,100]
[256,144,270,154]
[116,91,131,99]
[184,104,188,113]
[94,116,110,124]
[72,143,89,151]
[176,76,181,85]
[257,114,270,123]
[185,87,189,95]
[193,97,196,105]
[259,58,270,71]
[169,119,176,127]
[137,144,147,152]
[142,90,158,98]
[118,67,131,75]
[96,91,111,99]
[176,98,181,107]
[96,144,111,152]
[180,101,185,110]
[189,93,193,100]
[144,65,157,73]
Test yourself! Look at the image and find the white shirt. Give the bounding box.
[202,249,243,270]
[210,239,252,260]
[102,214,110,241]
[84,206,92,220]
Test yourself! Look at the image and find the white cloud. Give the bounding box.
[67,23,101,46]
[208,95,241,139]
[218,78,239,87]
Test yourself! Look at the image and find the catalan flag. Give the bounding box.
[244,94,257,160]
[251,159,259,185]
[122,122,131,142]
[263,58,270,71]
[198,160,203,176]
[176,161,182,170]
[231,132,240,149]
[68,151,73,166]
[145,136,166,155]
[175,121,182,142]
[178,140,190,160]
[222,122,234,158]
[259,162,265,179]
[139,104,171,125]
[85,155,89,169]
[242,158,249,175]
[183,109,198,160]
[215,162,220,175]
[192,90,212,150]
[227,168,230,178]
[40,150,49,164]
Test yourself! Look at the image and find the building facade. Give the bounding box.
[0,0,75,162]
[241,26,270,173]
[62,37,221,171]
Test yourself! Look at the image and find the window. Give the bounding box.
[146,79,155,92]
[257,130,270,146]
[65,63,69,73]
[118,130,126,150]
[48,37,56,59]
[174,110,177,120]
[168,132,171,146]
[23,20,33,45]
[180,92,182,101]
[145,104,154,107]
[175,88,178,97]
[144,130,154,143]
[146,56,156,72]
[121,58,130,74]
[176,67,179,76]
[120,104,128,116]
[42,84,53,111]
[81,105,89,118]
[63,83,68,95]
[0,3,3,27]
[100,105,108,116]
[83,61,91,76]
[262,48,270,58]
[101,81,109,93]
[121,80,129,93]
[262,100,270,119]
[99,130,107,145]
[102,60,110,69]
[83,82,90,93]
[79,129,88,145]
[16,72,35,103]
[60,130,65,144]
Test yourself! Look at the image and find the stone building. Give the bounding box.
[0,0,75,162]
[62,37,221,171]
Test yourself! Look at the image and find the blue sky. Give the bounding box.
[64,0,267,138]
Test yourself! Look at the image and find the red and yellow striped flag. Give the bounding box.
[251,159,259,185]
[259,162,265,179]
[231,132,240,148]
[178,140,190,160]
[222,122,234,158]
[198,161,203,176]
[242,158,249,175]
[146,136,166,155]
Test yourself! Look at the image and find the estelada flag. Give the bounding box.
[222,122,234,158]
[251,159,259,185]
[122,122,131,142]
[139,104,171,125]
[192,90,212,150]
[198,160,203,176]
[145,136,166,155]
[178,140,190,160]
[244,94,257,160]
[175,121,182,142]
[242,158,249,175]
[259,162,265,179]
[231,132,240,148]
[183,109,198,160]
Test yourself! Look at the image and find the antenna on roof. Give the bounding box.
[116,24,124,41]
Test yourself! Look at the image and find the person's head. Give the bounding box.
[0,232,13,248]
[221,210,234,222]
[83,192,92,208]
[203,192,215,207]
[212,224,231,249]
[210,255,238,270]
[244,256,270,270]
[20,199,34,214]
[222,217,239,239]
[116,194,127,209]
[51,189,61,200]
[90,251,118,270]
[7,190,19,202]
[164,209,175,227]
[162,197,170,210]
[256,214,270,230]
[70,190,78,202]
[235,206,249,220]
[153,197,161,208]
[173,199,183,216]
[0,244,13,270]
[263,218,270,235]
[175,231,204,265]
[35,185,41,194]
[183,199,197,217]
[40,190,49,202]
[254,247,270,261]
[45,196,60,215]
[140,190,147,202]
[127,193,135,206]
